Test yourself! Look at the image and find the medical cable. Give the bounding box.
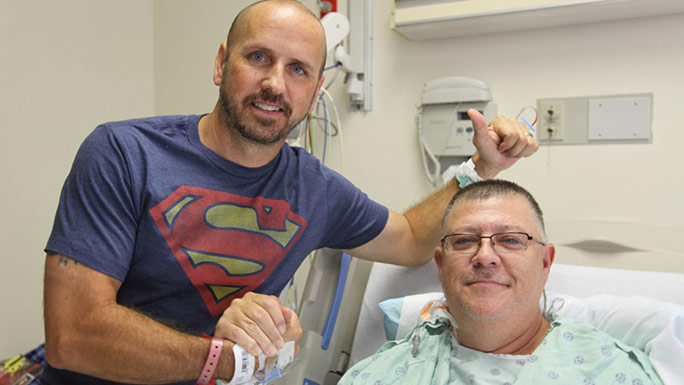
[309,113,314,153]
[319,92,329,164]
[320,86,345,175]
[324,64,341,90]
[310,116,339,136]
[544,294,566,321]
[417,104,442,186]
[324,63,341,72]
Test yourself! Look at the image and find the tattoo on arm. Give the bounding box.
[47,252,79,267]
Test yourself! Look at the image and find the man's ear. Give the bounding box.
[434,246,444,287]
[213,42,228,86]
[541,242,555,284]
[434,246,446,280]
[543,243,555,268]
[434,247,443,269]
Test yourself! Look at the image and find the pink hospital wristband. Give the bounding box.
[196,337,223,385]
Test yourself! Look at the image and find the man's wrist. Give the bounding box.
[196,338,224,385]
[454,158,483,188]
[471,152,500,180]
[216,342,255,385]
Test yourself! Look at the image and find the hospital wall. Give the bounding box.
[0,1,155,359]
[1,0,682,359]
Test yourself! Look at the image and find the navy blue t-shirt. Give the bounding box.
[44,115,388,385]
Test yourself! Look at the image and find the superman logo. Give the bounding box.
[149,186,307,317]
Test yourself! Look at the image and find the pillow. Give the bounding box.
[379,292,443,340]
[378,291,684,385]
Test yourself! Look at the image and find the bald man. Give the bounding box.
[42,1,538,384]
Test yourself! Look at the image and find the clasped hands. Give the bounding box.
[215,292,301,358]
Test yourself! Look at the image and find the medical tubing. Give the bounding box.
[324,64,341,89]
[321,252,352,350]
[516,105,539,125]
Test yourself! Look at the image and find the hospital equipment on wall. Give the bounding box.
[318,5,373,111]
[417,76,497,186]
[287,12,349,168]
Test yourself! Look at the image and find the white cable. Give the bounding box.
[320,87,345,175]
[417,106,440,186]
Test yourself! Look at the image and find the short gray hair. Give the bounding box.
[442,179,547,242]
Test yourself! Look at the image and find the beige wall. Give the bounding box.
[328,2,684,273]
[1,0,682,359]
[154,0,684,272]
[0,0,154,358]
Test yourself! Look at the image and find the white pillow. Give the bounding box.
[378,291,684,385]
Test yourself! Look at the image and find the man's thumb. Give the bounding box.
[467,108,488,138]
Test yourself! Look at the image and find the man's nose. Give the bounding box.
[262,64,286,95]
[471,238,501,267]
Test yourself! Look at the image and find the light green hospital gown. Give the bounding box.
[339,305,663,385]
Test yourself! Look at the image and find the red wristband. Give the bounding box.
[196,337,223,385]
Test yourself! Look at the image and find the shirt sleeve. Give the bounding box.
[319,167,389,250]
[45,124,139,281]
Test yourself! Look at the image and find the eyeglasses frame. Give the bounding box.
[440,231,546,255]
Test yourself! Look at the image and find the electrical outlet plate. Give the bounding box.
[534,94,652,145]
[537,100,564,142]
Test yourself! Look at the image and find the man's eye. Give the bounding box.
[291,65,305,75]
[452,236,476,248]
[499,236,522,245]
[454,237,474,244]
[251,53,265,62]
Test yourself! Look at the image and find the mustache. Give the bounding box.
[463,270,510,286]
[245,91,292,117]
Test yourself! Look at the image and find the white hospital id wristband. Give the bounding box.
[443,158,483,187]
[217,344,255,385]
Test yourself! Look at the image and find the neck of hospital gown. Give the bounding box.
[339,304,663,385]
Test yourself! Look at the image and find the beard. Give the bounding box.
[219,76,304,146]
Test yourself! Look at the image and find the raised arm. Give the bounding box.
[44,253,239,384]
[345,109,538,266]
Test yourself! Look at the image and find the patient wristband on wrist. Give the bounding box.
[455,158,483,188]
[216,341,295,385]
[196,338,223,385]
[223,343,255,385]
[253,341,296,383]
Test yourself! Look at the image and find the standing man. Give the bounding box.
[42,1,538,385]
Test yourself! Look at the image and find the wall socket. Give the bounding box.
[535,94,652,145]
[537,100,564,142]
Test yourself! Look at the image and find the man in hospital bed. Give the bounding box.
[339,180,663,385]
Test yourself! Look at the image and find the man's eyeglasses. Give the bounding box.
[440,232,546,255]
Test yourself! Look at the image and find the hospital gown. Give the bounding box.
[339,302,663,385]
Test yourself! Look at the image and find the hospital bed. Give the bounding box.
[274,248,684,385]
